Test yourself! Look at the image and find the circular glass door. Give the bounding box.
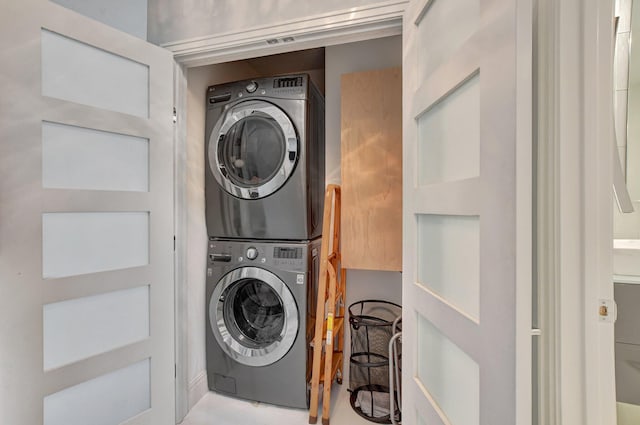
[209,267,299,367]
[208,100,298,199]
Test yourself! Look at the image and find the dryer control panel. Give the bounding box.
[273,246,302,259]
[206,74,309,108]
[273,76,303,88]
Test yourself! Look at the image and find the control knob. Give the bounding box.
[246,247,259,260]
[246,81,258,93]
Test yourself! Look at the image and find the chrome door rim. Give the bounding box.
[209,267,299,367]
[208,100,298,199]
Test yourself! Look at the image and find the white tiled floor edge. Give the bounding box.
[180,386,373,425]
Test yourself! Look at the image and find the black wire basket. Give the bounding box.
[348,300,402,424]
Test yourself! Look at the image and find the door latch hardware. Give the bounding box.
[598,299,617,323]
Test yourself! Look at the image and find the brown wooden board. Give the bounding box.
[340,67,402,271]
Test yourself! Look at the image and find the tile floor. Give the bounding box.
[181,387,640,425]
[618,402,640,425]
[180,386,375,425]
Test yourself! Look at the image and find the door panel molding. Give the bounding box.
[412,178,481,215]
[402,0,532,424]
[412,378,448,425]
[43,341,151,396]
[408,282,482,358]
[535,0,617,424]
[0,1,175,423]
[41,98,155,138]
[41,268,151,305]
[43,2,166,67]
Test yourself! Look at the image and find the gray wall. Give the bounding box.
[186,36,403,407]
[50,0,147,39]
[147,0,382,45]
[184,61,258,410]
[325,35,402,184]
[325,36,403,386]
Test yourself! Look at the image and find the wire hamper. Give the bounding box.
[348,300,401,424]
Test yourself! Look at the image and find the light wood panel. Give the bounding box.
[341,67,402,271]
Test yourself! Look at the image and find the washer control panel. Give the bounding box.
[207,238,308,272]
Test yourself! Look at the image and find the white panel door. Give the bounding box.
[402,1,532,424]
[0,1,175,424]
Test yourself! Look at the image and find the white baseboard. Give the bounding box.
[188,370,209,411]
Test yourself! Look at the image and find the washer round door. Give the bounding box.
[208,100,298,200]
[209,267,299,367]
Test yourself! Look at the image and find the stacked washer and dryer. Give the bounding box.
[204,75,325,408]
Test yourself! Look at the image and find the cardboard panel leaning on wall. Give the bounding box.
[325,35,402,184]
[341,67,402,271]
[325,35,402,387]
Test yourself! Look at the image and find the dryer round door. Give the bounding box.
[209,267,299,367]
[208,100,298,200]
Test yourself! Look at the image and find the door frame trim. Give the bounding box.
[173,61,189,423]
[535,0,617,424]
[163,0,406,67]
[582,0,617,423]
[171,0,616,423]
[170,2,406,418]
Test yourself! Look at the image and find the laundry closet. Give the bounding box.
[181,36,403,422]
[0,1,537,424]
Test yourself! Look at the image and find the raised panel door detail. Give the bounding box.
[42,121,149,192]
[417,74,480,186]
[417,314,479,425]
[41,29,149,117]
[43,285,150,370]
[43,359,150,425]
[417,0,479,81]
[42,212,149,278]
[417,214,480,320]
